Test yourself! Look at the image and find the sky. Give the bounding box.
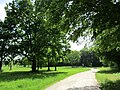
[0,0,85,51]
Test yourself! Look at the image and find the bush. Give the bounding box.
[100,80,120,90]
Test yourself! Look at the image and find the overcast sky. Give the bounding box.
[0,0,85,51]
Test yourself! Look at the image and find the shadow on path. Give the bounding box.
[67,86,100,90]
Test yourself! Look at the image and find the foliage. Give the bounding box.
[65,50,80,66]
[80,48,102,67]
[65,48,102,67]
[20,57,31,67]
[94,28,120,69]
[3,0,70,72]
[100,80,120,90]
[46,0,120,69]
[0,20,17,70]
[44,0,120,69]
[2,0,119,71]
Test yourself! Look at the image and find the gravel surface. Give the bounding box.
[45,68,100,90]
[67,86,100,90]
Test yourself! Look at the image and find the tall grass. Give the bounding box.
[0,66,89,90]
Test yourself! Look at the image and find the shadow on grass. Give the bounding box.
[100,80,120,90]
[98,68,120,74]
[0,70,67,82]
[97,68,120,90]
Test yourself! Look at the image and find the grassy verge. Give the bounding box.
[96,67,120,90]
[0,66,89,90]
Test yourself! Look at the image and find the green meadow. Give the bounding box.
[0,66,89,90]
[96,67,120,90]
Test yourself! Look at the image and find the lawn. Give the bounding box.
[96,67,120,90]
[0,66,89,90]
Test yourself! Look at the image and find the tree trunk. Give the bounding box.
[40,64,42,69]
[32,59,36,72]
[55,65,57,71]
[37,62,39,71]
[23,63,26,67]
[47,59,50,71]
[9,61,12,70]
[0,61,2,71]
[117,63,120,70]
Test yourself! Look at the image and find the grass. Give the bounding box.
[0,66,89,90]
[96,67,120,90]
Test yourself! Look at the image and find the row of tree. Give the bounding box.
[1,0,120,71]
[44,0,120,70]
[65,48,102,67]
[3,48,102,70]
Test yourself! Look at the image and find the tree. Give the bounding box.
[45,0,120,69]
[80,48,102,67]
[93,28,120,69]
[80,49,91,67]
[5,0,59,72]
[4,0,70,72]
[35,0,71,71]
[65,50,80,67]
[21,57,31,67]
[4,0,49,72]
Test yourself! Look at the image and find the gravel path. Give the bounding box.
[45,68,100,90]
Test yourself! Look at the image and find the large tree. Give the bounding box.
[4,0,70,72]
[46,0,120,69]
[5,0,43,72]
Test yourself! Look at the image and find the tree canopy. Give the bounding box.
[0,0,70,72]
[1,0,120,71]
[47,0,120,69]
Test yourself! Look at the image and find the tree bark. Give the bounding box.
[40,64,42,69]
[117,63,120,70]
[0,61,2,71]
[32,59,36,72]
[55,65,57,71]
[9,61,12,70]
[47,59,50,71]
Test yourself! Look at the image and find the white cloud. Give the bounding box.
[0,0,12,4]
[0,4,6,21]
[0,0,13,21]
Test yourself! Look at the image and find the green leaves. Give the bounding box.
[3,0,71,71]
